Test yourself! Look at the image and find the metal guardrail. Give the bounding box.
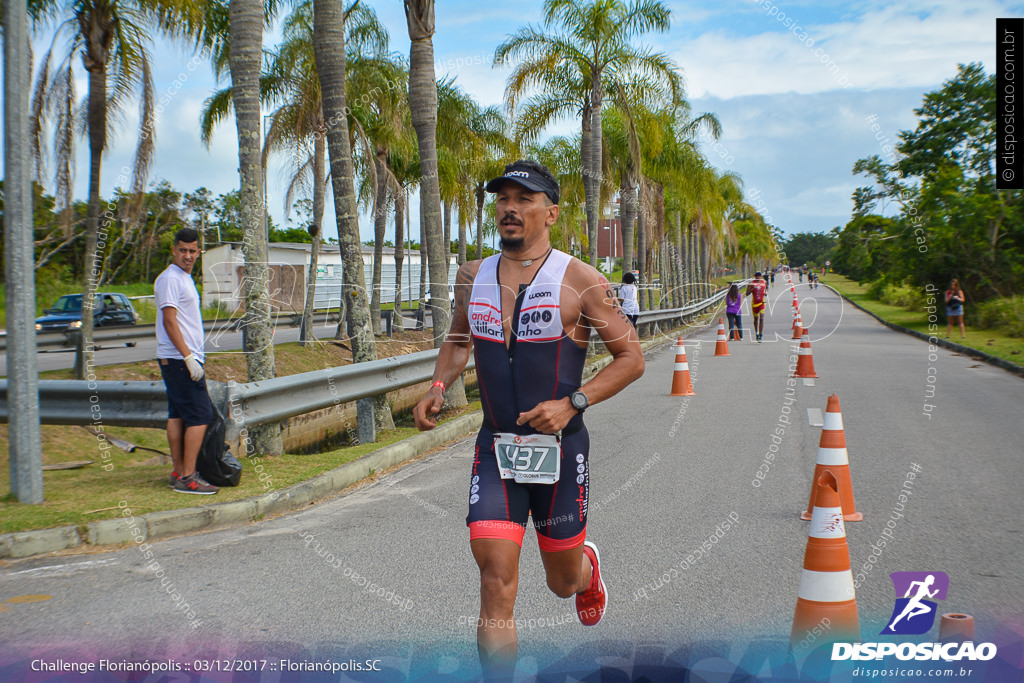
[3,311,344,352]
[0,290,726,439]
[0,350,473,443]
[222,350,475,442]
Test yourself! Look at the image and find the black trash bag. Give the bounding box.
[196,402,242,487]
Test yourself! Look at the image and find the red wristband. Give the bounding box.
[432,380,446,392]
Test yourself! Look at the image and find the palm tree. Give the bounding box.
[315,0,394,435]
[529,135,587,255]
[31,0,204,379]
[405,0,466,408]
[468,107,515,261]
[495,0,678,266]
[261,0,329,348]
[389,153,418,325]
[436,79,483,266]
[348,52,411,335]
[228,0,283,454]
[203,1,388,346]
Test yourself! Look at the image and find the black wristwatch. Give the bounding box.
[570,390,589,414]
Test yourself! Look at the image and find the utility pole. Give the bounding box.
[4,0,44,502]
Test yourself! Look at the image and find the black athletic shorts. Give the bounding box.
[466,425,589,552]
[159,358,214,427]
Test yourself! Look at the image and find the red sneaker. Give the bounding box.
[575,541,607,626]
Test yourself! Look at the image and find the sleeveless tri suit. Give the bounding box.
[466,249,590,551]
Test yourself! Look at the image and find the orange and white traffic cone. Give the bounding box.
[793,327,818,378]
[669,338,696,396]
[792,309,804,339]
[791,469,861,647]
[938,614,975,642]
[714,318,730,356]
[731,328,741,341]
[801,394,862,521]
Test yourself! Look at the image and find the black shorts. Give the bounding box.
[466,426,589,552]
[159,358,214,427]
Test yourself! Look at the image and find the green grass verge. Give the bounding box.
[825,275,1024,365]
[0,403,479,535]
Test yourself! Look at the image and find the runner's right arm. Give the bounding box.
[413,262,479,431]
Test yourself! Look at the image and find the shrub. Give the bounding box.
[866,279,926,310]
[975,296,1024,337]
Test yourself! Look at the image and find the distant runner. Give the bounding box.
[413,160,644,680]
[746,271,768,342]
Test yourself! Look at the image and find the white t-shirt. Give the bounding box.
[155,263,204,362]
[620,283,640,315]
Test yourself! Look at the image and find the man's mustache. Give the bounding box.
[500,214,523,226]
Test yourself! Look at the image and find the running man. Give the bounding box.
[888,575,940,630]
[413,160,644,679]
[746,271,768,342]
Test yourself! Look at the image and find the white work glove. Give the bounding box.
[183,353,205,381]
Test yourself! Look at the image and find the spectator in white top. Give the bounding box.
[619,271,640,327]
[155,228,218,495]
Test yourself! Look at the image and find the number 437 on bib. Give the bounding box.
[493,433,561,484]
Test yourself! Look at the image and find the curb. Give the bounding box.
[0,411,483,561]
[837,292,1024,378]
[0,316,709,561]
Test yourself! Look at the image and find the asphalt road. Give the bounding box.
[1,283,1022,681]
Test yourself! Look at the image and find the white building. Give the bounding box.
[201,242,456,313]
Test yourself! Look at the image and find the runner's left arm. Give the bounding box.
[517,266,644,433]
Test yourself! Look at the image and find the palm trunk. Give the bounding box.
[620,174,636,273]
[300,132,326,347]
[316,0,393,436]
[475,182,485,261]
[406,0,465,408]
[231,0,282,454]
[700,237,709,299]
[442,198,451,260]
[655,183,666,308]
[370,150,388,336]
[587,63,602,267]
[457,207,467,264]
[77,60,108,379]
[687,222,696,304]
[393,187,405,328]
[636,181,647,312]
[418,218,428,304]
[673,210,684,307]
[580,106,595,265]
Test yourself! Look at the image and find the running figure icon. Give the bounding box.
[888,574,939,631]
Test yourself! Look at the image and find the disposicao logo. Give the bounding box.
[881,571,948,635]
[831,570,998,663]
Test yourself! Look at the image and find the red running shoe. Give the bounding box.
[576,541,607,626]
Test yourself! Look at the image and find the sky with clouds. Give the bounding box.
[13,0,1024,245]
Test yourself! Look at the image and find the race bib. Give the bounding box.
[494,433,561,484]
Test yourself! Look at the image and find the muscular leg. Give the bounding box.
[471,538,521,680]
[539,544,592,599]
[167,418,185,474]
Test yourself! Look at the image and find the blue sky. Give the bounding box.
[16,0,1024,244]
